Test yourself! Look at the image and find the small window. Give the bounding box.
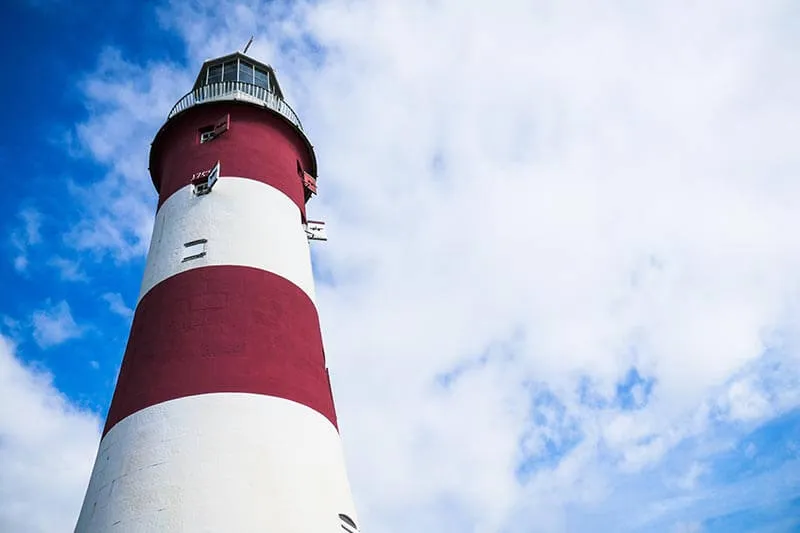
[296,160,303,176]
[199,128,215,144]
[207,64,222,84]
[199,114,230,144]
[302,171,317,195]
[213,115,229,136]
[182,239,207,262]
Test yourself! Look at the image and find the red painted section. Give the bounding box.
[149,102,315,217]
[103,265,337,436]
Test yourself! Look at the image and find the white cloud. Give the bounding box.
[66,48,190,262]
[59,0,800,531]
[9,207,42,273]
[0,334,100,532]
[101,292,133,319]
[721,379,773,422]
[0,317,24,347]
[13,255,28,272]
[674,462,708,491]
[31,300,83,349]
[48,256,89,282]
[20,209,42,245]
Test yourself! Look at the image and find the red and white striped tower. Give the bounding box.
[75,52,360,533]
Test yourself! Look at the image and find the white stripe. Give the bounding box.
[139,177,315,305]
[75,394,359,533]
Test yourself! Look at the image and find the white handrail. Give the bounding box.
[168,81,303,131]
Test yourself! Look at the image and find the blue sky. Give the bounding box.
[1,1,800,532]
[0,1,178,409]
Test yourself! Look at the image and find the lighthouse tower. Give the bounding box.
[75,52,360,533]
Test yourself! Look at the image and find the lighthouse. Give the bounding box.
[75,52,360,533]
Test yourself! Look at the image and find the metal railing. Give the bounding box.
[167,81,303,131]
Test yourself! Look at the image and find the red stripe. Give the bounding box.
[149,102,315,217]
[103,266,337,435]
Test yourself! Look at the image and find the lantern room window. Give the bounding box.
[222,61,237,82]
[207,61,238,83]
[207,64,222,84]
[238,61,254,83]
[203,57,273,91]
[254,67,269,89]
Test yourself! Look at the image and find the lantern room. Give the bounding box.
[167,52,303,132]
[192,52,285,99]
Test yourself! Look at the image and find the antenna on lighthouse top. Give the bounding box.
[242,36,254,54]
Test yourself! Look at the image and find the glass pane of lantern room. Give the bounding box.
[238,61,254,83]
[222,61,237,82]
[207,64,222,84]
[254,68,269,89]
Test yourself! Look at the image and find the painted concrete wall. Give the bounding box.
[104,263,338,435]
[75,394,359,532]
[139,177,315,304]
[149,102,315,216]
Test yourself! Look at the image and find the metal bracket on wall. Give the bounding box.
[182,238,208,262]
[191,161,221,196]
[304,220,327,241]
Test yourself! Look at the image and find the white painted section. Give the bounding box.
[140,177,315,304]
[75,394,359,533]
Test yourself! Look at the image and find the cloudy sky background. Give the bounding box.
[2,0,800,531]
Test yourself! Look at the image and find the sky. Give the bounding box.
[1,0,800,532]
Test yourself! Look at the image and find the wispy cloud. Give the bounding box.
[31,300,83,349]
[47,256,89,282]
[9,207,42,273]
[720,379,773,423]
[64,48,190,262]
[100,292,133,319]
